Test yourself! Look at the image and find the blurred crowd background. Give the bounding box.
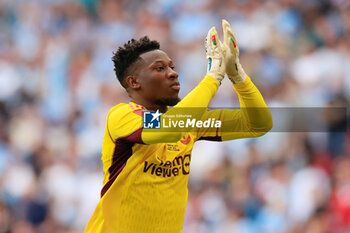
[0,0,350,232]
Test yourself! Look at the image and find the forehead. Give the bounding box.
[139,49,172,65]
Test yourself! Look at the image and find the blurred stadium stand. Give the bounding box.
[0,0,349,232]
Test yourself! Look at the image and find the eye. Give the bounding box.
[155,66,165,71]
[170,66,175,70]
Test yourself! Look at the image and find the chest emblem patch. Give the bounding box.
[180,135,191,145]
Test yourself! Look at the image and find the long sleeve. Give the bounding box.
[196,75,273,141]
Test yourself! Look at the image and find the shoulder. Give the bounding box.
[107,103,145,140]
[108,103,144,121]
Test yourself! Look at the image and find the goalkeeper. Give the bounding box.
[85,20,272,233]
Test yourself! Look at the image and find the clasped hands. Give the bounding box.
[206,19,246,84]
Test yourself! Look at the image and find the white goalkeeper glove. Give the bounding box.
[222,19,246,84]
[205,26,225,84]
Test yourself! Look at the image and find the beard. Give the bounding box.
[155,97,181,107]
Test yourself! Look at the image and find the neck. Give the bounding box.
[131,98,168,113]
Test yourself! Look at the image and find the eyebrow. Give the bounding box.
[150,60,174,66]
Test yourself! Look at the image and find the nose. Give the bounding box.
[168,68,178,79]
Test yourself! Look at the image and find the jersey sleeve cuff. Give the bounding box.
[232,75,254,92]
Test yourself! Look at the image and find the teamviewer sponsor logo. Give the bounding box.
[143,110,161,129]
[143,154,191,177]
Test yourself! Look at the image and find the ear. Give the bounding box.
[126,75,141,89]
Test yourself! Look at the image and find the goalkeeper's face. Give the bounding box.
[132,49,180,106]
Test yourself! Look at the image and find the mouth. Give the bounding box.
[170,82,180,91]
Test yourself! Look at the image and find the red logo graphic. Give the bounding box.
[180,135,191,145]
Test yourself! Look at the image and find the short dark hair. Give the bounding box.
[112,36,160,88]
